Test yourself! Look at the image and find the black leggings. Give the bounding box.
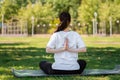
[39,60,86,75]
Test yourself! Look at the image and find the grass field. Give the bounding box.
[0,35,120,80]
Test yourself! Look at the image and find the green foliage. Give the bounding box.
[78,0,120,34]
[47,18,59,34]
[0,0,120,34]
[0,0,19,21]
[42,0,81,18]
[17,1,54,34]
[78,0,100,34]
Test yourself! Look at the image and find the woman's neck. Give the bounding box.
[63,27,70,32]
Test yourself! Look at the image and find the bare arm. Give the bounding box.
[67,47,87,53]
[66,37,86,53]
[46,47,65,53]
[46,38,68,53]
[46,38,86,53]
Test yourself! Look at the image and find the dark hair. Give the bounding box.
[55,12,71,32]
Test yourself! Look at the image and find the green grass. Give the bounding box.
[0,36,120,80]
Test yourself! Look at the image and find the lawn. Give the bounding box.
[0,35,120,80]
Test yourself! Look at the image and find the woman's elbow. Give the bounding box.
[46,48,50,53]
[82,48,87,52]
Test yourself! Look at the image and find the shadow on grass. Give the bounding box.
[81,47,120,69]
[0,42,120,75]
[0,43,53,76]
[0,43,29,46]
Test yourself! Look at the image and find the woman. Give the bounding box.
[39,12,87,75]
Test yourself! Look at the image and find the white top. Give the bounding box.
[47,31,86,70]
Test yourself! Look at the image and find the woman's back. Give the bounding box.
[47,31,85,70]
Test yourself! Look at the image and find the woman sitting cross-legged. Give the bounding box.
[39,12,87,75]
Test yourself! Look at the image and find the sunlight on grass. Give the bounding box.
[0,75,14,80]
[42,55,53,59]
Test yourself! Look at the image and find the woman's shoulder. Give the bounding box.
[51,32,62,38]
[52,31,80,36]
[51,32,58,36]
[70,31,80,35]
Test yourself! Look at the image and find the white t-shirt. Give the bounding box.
[47,31,86,70]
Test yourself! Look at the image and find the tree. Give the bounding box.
[17,1,54,34]
[1,0,120,34]
[78,0,100,34]
[98,0,120,34]
[78,0,120,35]
[0,0,20,22]
[47,0,81,18]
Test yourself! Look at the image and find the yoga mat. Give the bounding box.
[12,65,120,77]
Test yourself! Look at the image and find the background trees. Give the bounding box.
[0,0,120,35]
[78,0,120,35]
